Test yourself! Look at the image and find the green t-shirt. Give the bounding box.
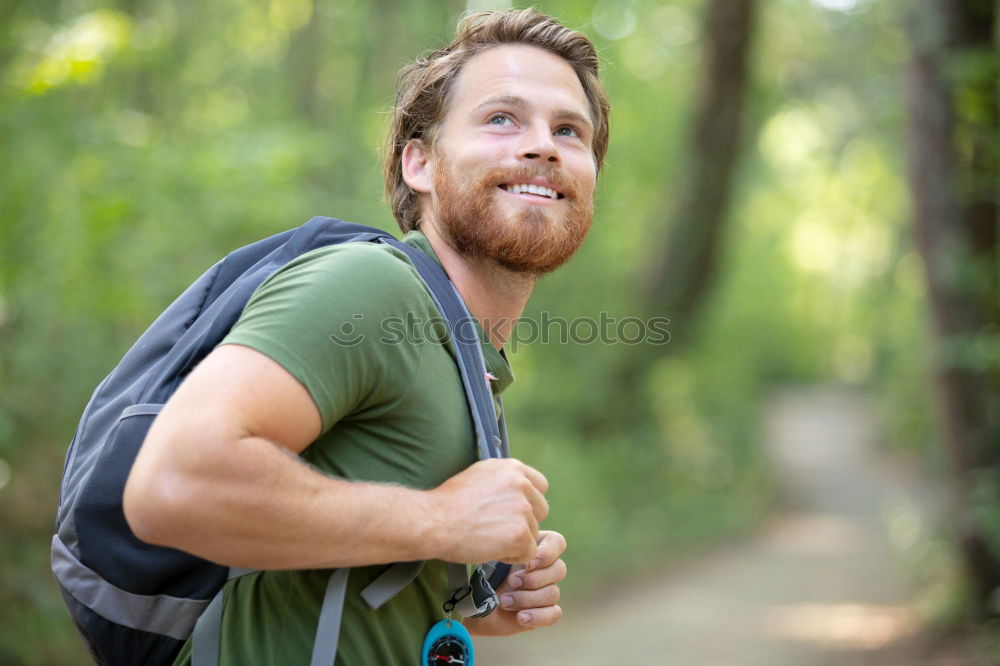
[171,230,513,666]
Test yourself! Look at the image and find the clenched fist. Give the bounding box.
[425,458,549,565]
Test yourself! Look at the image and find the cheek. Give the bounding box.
[574,163,597,194]
[460,136,515,164]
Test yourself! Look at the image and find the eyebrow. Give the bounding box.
[473,94,594,132]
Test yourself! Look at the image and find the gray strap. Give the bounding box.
[309,569,350,666]
[445,562,472,618]
[50,534,210,641]
[446,562,470,596]
[190,588,224,666]
[360,561,424,610]
[190,568,254,666]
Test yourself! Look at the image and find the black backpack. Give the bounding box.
[52,216,509,665]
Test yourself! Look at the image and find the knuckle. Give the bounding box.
[506,522,532,547]
[517,523,534,543]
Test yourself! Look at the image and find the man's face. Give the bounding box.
[423,44,598,274]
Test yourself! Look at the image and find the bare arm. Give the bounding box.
[123,344,547,570]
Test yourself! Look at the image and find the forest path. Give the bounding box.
[476,386,950,666]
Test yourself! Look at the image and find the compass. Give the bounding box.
[422,619,474,666]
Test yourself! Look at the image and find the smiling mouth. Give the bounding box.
[498,183,564,200]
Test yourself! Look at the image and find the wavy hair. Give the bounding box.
[383,8,610,232]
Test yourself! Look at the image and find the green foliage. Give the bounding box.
[0,0,948,662]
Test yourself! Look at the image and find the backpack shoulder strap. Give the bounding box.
[380,238,504,461]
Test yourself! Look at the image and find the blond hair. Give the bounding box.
[383,8,611,232]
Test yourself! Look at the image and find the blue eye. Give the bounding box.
[489,114,513,126]
[555,126,579,137]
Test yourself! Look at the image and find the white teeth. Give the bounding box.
[505,183,559,199]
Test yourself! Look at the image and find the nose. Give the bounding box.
[518,122,559,163]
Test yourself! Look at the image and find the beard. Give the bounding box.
[431,159,593,275]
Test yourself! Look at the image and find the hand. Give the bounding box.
[426,459,548,564]
[463,530,567,636]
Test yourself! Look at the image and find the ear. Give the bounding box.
[401,139,433,194]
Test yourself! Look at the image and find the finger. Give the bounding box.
[514,604,562,629]
[513,460,548,494]
[499,585,560,611]
[512,558,567,591]
[526,531,566,570]
[523,483,549,524]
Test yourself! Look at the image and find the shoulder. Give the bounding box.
[272,240,417,287]
[252,239,435,318]
[225,239,442,432]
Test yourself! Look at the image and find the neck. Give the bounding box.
[420,222,535,351]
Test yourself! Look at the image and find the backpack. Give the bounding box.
[52,216,510,665]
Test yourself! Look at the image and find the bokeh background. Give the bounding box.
[0,0,997,664]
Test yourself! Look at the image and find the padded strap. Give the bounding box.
[309,569,350,666]
[384,238,512,616]
[381,239,502,461]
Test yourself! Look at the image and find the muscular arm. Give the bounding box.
[123,344,548,570]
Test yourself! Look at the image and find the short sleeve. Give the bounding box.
[219,242,436,433]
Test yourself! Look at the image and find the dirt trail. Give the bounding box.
[476,387,947,665]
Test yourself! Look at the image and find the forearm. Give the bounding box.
[124,433,441,570]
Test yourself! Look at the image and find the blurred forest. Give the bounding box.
[0,0,996,664]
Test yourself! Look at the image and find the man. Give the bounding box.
[123,8,610,664]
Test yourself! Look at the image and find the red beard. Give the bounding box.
[431,161,593,275]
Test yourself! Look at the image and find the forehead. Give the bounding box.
[445,44,590,120]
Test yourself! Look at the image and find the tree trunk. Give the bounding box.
[638,0,757,348]
[594,0,758,436]
[905,0,1000,618]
